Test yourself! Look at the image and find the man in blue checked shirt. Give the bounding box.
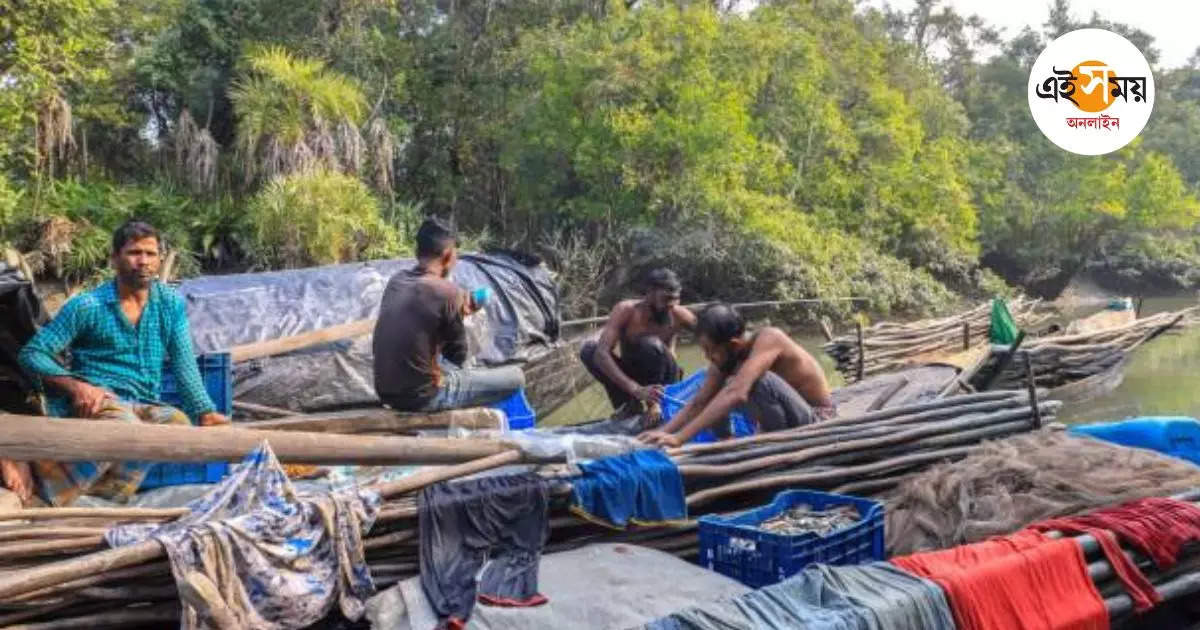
[18,220,229,506]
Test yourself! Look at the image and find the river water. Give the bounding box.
[1055,295,1200,424]
[542,295,1200,427]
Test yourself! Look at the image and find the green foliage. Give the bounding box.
[230,46,368,180]
[31,179,214,280]
[247,170,404,268]
[0,0,118,172]
[7,0,1200,311]
[0,176,25,244]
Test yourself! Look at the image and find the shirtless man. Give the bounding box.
[640,303,834,448]
[578,269,696,416]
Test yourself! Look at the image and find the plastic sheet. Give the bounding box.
[365,544,751,630]
[176,252,561,411]
[0,263,46,397]
[459,427,644,462]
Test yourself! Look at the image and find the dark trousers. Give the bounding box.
[737,371,819,432]
[579,336,681,411]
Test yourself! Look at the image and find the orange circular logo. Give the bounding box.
[1070,60,1117,113]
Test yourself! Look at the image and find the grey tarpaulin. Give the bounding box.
[176,252,560,411]
[645,562,955,630]
[366,544,752,630]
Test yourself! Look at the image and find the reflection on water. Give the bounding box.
[540,295,1200,427]
[1057,296,1200,424]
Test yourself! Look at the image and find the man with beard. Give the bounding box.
[18,220,229,506]
[639,303,834,448]
[373,217,524,412]
[579,268,695,417]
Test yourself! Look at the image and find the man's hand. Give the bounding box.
[637,430,682,448]
[633,384,665,404]
[69,381,114,418]
[198,412,231,427]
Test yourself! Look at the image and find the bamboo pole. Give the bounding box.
[230,401,298,418]
[228,318,375,362]
[0,541,164,599]
[0,602,180,629]
[241,408,505,435]
[0,508,186,522]
[0,415,514,465]
[686,445,976,507]
[0,451,526,600]
[0,537,105,561]
[0,528,108,542]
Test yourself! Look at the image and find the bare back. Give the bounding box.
[754,327,833,407]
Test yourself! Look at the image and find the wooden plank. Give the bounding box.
[240,407,504,434]
[228,318,375,362]
[0,414,514,465]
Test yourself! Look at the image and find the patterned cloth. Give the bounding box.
[108,442,381,630]
[32,398,192,506]
[18,279,216,419]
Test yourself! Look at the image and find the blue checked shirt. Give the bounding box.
[18,280,216,420]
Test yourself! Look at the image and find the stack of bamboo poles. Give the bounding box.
[975,306,1200,393]
[0,390,1051,628]
[823,297,1050,383]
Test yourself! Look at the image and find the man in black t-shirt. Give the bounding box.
[372,218,524,411]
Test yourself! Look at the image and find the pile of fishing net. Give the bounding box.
[884,429,1200,555]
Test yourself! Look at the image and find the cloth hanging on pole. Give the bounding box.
[569,449,688,530]
[419,473,550,630]
[1027,496,1200,612]
[644,562,955,630]
[107,442,380,630]
[891,529,1108,630]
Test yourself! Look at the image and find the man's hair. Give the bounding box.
[697,303,745,344]
[111,220,161,254]
[645,268,681,294]
[415,217,458,260]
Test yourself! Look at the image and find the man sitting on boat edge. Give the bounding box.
[579,268,696,418]
[17,219,229,506]
[639,303,835,448]
[373,217,525,413]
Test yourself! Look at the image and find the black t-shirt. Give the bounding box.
[373,267,467,409]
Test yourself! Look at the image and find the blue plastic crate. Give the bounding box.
[698,489,885,588]
[159,352,233,416]
[141,352,233,491]
[662,370,756,443]
[490,388,536,430]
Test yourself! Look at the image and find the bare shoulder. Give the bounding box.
[756,326,791,346]
[610,299,639,320]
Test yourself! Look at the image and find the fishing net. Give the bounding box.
[883,430,1200,556]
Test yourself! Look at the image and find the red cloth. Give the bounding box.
[892,529,1108,630]
[1027,497,1200,612]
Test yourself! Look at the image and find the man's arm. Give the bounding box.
[593,302,653,401]
[18,298,110,417]
[654,366,722,434]
[440,289,469,367]
[164,293,223,425]
[667,334,783,445]
[674,304,698,332]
